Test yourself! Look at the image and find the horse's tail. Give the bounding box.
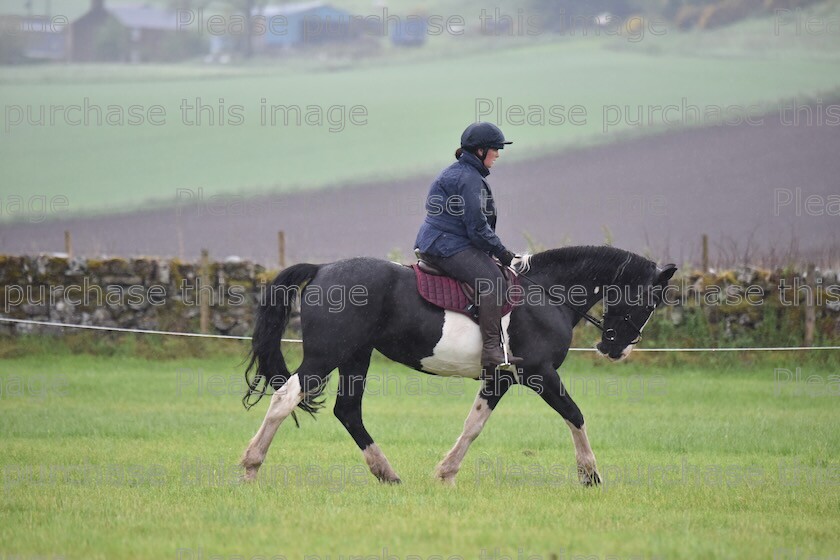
[242,263,320,414]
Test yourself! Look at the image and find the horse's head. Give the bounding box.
[596,263,677,361]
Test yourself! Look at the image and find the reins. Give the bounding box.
[509,253,643,343]
[511,267,609,333]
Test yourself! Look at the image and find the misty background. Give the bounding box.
[1,0,839,267]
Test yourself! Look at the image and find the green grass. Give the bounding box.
[3,2,840,218]
[1,341,839,559]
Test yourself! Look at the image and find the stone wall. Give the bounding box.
[1,255,838,344]
[0,254,272,337]
[639,266,840,344]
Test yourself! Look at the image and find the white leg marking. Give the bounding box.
[436,394,493,485]
[362,443,401,483]
[240,373,303,482]
[565,420,599,484]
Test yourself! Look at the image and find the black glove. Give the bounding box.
[498,250,515,267]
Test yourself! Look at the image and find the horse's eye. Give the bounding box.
[624,314,631,321]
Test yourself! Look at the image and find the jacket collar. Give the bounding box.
[459,151,490,177]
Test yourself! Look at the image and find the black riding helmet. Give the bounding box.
[460,122,512,151]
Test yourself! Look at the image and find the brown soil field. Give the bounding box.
[2,111,838,267]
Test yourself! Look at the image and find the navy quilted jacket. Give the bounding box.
[414,151,508,258]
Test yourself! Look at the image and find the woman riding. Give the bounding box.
[415,121,523,371]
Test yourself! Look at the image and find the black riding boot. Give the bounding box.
[479,299,523,372]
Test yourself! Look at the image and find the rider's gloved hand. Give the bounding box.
[498,250,516,267]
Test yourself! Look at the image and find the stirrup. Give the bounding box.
[498,349,524,384]
[480,361,523,386]
[481,348,522,373]
[480,321,523,376]
[497,359,523,372]
[500,323,523,370]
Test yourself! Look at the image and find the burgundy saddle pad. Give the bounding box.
[412,264,522,321]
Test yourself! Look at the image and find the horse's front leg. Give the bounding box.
[436,372,514,485]
[525,366,600,486]
[565,420,600,486]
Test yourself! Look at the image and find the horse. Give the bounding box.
[239,245,677,486]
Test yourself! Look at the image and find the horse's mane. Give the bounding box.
[524,245,657,284]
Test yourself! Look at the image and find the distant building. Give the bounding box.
[257,2,357,50]
[390,15,427,47]
[0,14,70,61]
[70,1,184,62]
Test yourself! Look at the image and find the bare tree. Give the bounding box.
[223,0,269,58]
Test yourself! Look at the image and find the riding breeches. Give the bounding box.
[422,246,506,308]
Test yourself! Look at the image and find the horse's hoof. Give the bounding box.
[581,471,601,486]
[434,463,457,483]
[435,470,456,485]
[380,477,402,485]
[241,467,259,483]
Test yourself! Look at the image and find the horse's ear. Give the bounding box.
[656,264,677,286]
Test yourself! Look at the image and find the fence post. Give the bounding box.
[278,231,286,269]
[200,249,210,334]
[804,263,816,347]
[701,234,708,272]
[65,230,73,259]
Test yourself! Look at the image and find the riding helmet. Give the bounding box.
[460,122,513,150]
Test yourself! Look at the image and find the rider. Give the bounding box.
[415,122,523,371]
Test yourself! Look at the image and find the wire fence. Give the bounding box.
[1,317,838,352]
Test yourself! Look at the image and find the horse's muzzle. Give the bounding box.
[596,342,632,361]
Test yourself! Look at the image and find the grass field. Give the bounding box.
[1,338,838,559]
[3,2,840,217]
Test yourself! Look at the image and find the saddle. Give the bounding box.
[412,250,522,323]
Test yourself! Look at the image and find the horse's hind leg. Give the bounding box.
[334,347,401,484]
[436,373,514,485]
[240,357,333,482]
[240,373,303,481]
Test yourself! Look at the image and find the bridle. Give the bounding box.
[511,254,649,345]
[601,309,649,344]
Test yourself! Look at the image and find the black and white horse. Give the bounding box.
[240,246,676,486]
